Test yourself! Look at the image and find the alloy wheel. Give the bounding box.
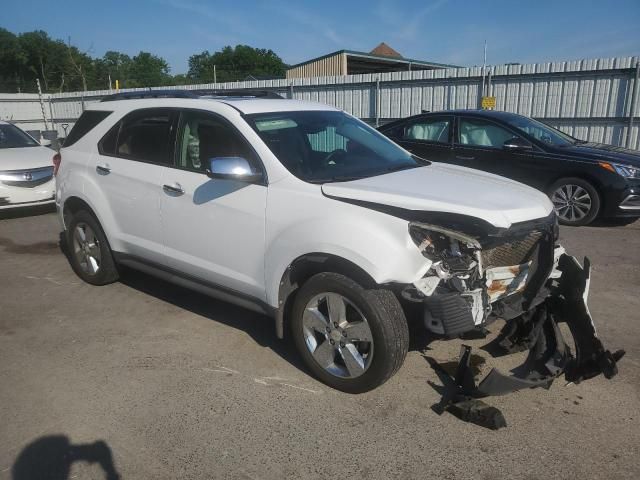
[72,222,102,275]
[302,292,374,379]
[551,184,593,223]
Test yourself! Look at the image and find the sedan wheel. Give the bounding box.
[302,292,374,379]
[551,184,593,224]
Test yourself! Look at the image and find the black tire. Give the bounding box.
[290,272,409,393]
[548,177,601,226]
[65,210,119,285]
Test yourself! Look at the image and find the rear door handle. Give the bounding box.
[455,155,475,161]
[162,183,184,195]
[96,164,111,174]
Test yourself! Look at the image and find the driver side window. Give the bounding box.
[176,111,258,173]
[458,118,517,148]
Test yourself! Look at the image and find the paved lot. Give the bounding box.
[1,209,639,479]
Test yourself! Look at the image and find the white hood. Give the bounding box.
[321,163,553,229]
[0,146,55,170]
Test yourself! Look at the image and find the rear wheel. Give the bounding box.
[549,177,600,226]
[66,210,119,285]
[291,272,409,393]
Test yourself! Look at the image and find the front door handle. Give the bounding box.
[162,183,184,195]
[455,155,475,161]
[96,164,111,174]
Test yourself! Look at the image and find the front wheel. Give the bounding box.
[549,177,601,226]
[291,272,409,393]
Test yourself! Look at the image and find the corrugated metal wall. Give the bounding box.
[286,52,347,79]
[1,55,638,149]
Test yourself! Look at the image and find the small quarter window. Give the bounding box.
[65,110,112,147]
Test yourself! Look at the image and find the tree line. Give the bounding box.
[0,27,288,93]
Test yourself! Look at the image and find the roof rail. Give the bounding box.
[100,90,197,102]
[100,88,283,102]
[194,89,284,99]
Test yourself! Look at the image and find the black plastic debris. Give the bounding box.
[430,255,624,429]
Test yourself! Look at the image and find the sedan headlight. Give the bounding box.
[600,162,640,179]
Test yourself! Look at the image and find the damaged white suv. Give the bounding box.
[56,91,622,394]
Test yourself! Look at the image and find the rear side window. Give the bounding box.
[114,109,174,164]
[64,110,112,147]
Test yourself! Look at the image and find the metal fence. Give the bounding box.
[1,55,639,149]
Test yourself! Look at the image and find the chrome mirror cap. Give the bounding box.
[206,157,262,183]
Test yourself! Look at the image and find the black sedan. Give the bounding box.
[378,110,640,226]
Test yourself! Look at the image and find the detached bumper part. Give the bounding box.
[440,254,624,429]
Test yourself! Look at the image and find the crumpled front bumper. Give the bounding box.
[431,253,624,429]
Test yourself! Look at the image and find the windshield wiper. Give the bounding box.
[309,175,366,184]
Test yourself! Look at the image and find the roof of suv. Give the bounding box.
[87,97,339,115]
[90,90,340,115]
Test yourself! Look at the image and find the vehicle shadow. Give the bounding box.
[118,266,307,374]
[11,435,120,480]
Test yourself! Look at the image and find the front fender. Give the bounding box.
[264,214,430,308]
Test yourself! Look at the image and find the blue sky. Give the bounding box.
[4,0,640,74]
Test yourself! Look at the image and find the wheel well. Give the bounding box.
[545,174,607,211]
[545,174,602,195]
[275,253,378,339]
[62,197,96,228]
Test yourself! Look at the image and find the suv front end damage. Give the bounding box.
[401,213,624,428]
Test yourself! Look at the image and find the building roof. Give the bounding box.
[287,48,458,71]
[369,42,402,58]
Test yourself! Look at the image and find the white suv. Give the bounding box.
[56,90,620,394]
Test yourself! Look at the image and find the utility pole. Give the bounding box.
[214,64,217,84]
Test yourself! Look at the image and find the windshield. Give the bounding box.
[246,110,426,183]
[504,115,576,147]
[0,124,39,149]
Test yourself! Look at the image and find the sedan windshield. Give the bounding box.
[0,124,39,149]
[246,111,426,183]
[504,115,576,147]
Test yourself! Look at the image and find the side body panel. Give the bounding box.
[263,176,431,308]
[160,169,268,301]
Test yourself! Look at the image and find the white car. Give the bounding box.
[0,121,56,210]
[55,91,620,394]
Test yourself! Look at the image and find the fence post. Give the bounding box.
[35,78,49,131]
[375,77,380,127]
[626,61,640,149]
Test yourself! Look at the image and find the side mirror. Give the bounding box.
[503,137,533,151]
[205,157,262,183]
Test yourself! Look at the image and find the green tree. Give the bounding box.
[18,30,68,92]
[127,52,171,88]
[0,28,25,92]
[94,51,133,89]
[187,45,286,83]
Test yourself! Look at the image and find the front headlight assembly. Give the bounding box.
[600,162,640,179]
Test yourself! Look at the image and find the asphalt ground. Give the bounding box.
[1,208,639,479]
